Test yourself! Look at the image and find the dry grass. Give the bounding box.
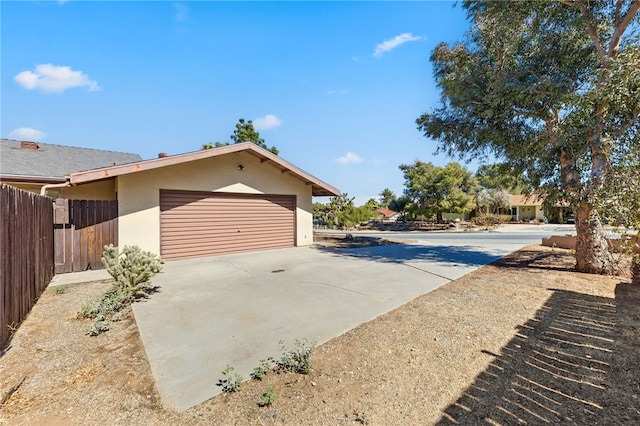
[1,245,638,425]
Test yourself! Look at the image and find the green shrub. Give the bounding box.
[472,214,507,227]
[277,338,316,375]
[251,359,272,381]
[77,245,163,336]
[259,386,276,407]
[102,244,164,302]
[218,364,243,393]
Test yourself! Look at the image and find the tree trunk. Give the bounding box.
[574,202,615,274]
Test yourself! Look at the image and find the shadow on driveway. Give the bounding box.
[316,243,506,268]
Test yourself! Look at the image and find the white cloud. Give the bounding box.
[173,3,189,22]
[253,114,282,130]
[373,32,422,58]
[327,89,348,96]
[14,64,101,93]
[335,152,363,166]
[9,127,47,141]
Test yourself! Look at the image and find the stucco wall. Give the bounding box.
[58,180,117,200]
[3,180,116,200]
[116,151,314,255]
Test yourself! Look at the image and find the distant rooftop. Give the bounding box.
[0,139,142,181]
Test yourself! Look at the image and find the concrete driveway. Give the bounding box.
[132,239,530,411]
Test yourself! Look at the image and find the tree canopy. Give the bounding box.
[417,0,640,274]
[313,193,377,229]
[203,118,279,155]
[475,163,527,194]
[399,161,475,221]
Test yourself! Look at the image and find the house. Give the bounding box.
[373,207,401,223]
[10,141,339,260]
[0,138,142,198]
[509,194,546,222]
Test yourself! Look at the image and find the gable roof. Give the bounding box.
[68,142,340,197]
[0,139,142,183]
[375,208,399,218]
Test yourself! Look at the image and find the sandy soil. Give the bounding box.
[1,240,638,425]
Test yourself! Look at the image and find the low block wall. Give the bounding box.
[541,235,576,249]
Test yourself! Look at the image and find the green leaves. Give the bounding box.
[399,161,475,219]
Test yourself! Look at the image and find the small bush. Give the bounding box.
[259,386,276,407]
[472,214,512,227]
[77,245,163,336]
[277,338,316,375]
[251,359,273,381]
[218,364,243,393]
[102,244,164,302]
[53,285,66,295]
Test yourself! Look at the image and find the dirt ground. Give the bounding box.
[1,238,639,425]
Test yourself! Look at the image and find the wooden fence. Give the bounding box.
[1,185,54,347]
[54,199,118,274]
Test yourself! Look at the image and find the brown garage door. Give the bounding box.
[160,190,296,260]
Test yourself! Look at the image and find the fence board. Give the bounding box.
[1,185,54,348]
[54,199,118,274]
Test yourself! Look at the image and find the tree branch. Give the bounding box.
[558,0,608,57]
[608,0,640,57]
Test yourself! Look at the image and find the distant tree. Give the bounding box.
[399,161,475,221]
[203,118,279,155]
[475,188,511,215]
[364,198,380,209]
[378,188,397,208]
[389,195,410,218]
[316,194,376,229]
[340,205,377,229]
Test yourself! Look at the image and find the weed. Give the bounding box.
[259,386,276,407]
[53,285,66,295]
[251,359,272,381]
[277,338,316,374]
[355,411,369,424]
[218,364,243,393]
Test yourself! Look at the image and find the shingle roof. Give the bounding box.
[509,194,544,206]
[0,139,142,180]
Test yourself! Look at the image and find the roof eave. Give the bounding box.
[68,142,340,197]
[0,174,67,185]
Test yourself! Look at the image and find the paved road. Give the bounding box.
[318,224,577,246]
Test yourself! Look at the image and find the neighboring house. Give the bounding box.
[509,194,546,222]
[374,208,401,223]
[33,142,339,260]
[0,138,142,198]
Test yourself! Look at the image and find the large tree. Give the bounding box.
[203,118,279,155]
[399,161,475,221]
[417,0,640,274]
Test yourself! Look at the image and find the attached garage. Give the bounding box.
[160,190,296,260]
[65,142,339,260]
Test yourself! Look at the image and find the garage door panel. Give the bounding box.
[160,190,296,260]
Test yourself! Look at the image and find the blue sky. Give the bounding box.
[2,0,474,205]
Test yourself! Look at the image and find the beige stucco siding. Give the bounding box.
[4,180,116,200]
[116,151,313,255]
[59,180,117,200]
